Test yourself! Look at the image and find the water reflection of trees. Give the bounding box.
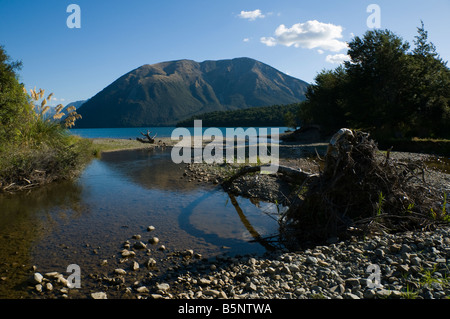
[178,189,281,252]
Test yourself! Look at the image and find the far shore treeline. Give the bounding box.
[176,103,301,128]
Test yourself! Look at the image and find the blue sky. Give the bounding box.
[1,0,449,106]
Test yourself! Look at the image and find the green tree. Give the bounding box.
[406,21,450,137]
[0,45,30,145]
[300,24,450,139]
[284,110,297,129]
[344,29,411,135]
[299,66,349,134]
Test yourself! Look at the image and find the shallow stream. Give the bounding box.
[0,148,282,298]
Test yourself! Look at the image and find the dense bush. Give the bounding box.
[0,45,91,192]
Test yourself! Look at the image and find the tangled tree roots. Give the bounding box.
[224,128,449,248]
[277,128,448,246]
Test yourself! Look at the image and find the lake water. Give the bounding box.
[0,129,287,298]
[69,126,290,139]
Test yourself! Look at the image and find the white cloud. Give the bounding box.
[238,9,265,21]
[243,38,250,42]
[260,36,277,47]
[317,49,324,54]
[261,20,348,52]
[325,53,351,64]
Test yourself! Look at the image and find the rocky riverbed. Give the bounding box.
[27,223,450,299]
[167,225,450,300]
[23,141,450,299]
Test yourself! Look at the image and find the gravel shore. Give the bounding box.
[28,224,450,299]
[167,226,450,300]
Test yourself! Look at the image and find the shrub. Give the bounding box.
[0,45,91,192]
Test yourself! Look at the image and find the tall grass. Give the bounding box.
[0,87,92,192]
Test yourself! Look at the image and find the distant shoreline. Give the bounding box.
[90,133,292,154]
[90,137,175,153]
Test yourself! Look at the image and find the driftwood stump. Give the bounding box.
[222,128,446,246]
[137,130,157,144]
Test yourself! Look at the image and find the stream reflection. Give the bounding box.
[0,148,282,298]
[0,181,85,298]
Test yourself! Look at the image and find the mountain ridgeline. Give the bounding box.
[74,57,309,128]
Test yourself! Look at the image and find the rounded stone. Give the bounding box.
[91,292,107,299]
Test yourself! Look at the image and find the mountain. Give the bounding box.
[74,57,309,128]
[65,100,86,110]
[46,100,86,120]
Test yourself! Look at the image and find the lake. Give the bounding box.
[69,126,290,139]
[0,127,288,298]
